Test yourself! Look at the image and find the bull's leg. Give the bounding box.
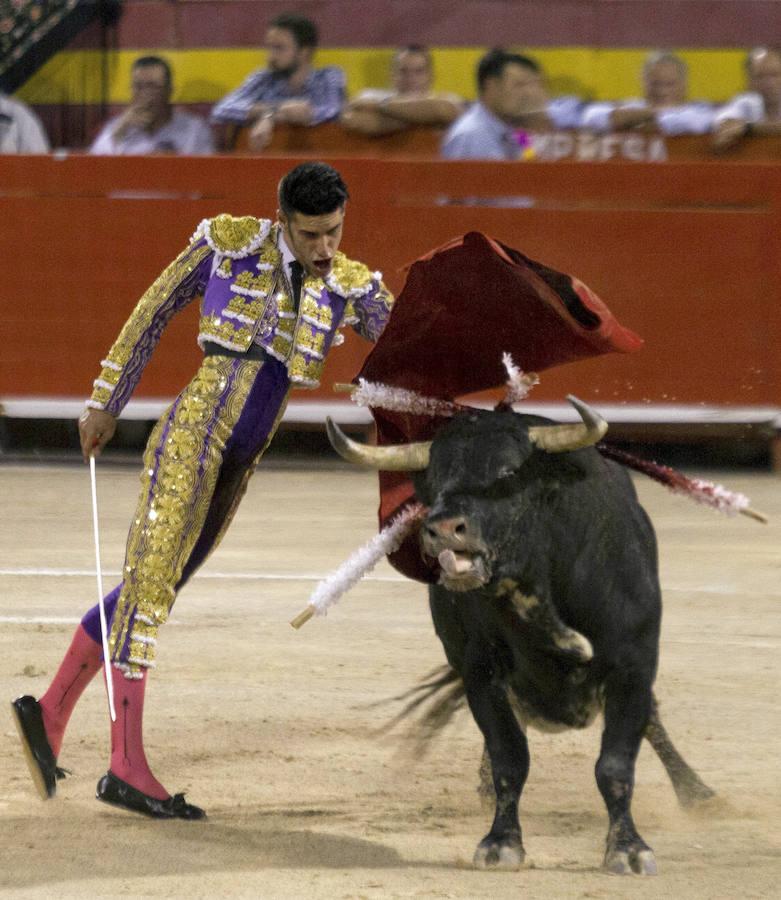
[478,691,527,807]
[596,669,658,876]
[462,645,528,870]
[645,694,716,808]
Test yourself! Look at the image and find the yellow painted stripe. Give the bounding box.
[16,47,750,105]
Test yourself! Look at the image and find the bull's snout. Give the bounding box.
[424,515,469,544]
[421,513,490,592]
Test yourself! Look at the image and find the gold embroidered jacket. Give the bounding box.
[88,215,394,415]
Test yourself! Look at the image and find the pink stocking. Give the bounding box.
[39,624,103,758]
[109,667,169,800]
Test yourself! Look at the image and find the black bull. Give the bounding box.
[327,401,715,875]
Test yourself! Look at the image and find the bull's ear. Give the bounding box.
[326,418,431,471]
[528,396,607,453]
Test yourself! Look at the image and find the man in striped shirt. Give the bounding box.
[211,13,345,151]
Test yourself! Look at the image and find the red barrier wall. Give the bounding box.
[71,1,781,49]
[1,155,780,409]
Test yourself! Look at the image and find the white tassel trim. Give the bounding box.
[264,345,288,364]
[305,504,426,619]
[502,352,539,405]
[230,284,268,299]
[93,378,117,392]
[128,656,157,669]
[113,662,145,680]
[302,314,330,332]
[223,309,255,325]
[192,217,271,259]
[351,379,458,417]
[85,399,106,410]
[295,343,324,360]
[196,332,246,352]
[100,359,122,372]
[130,633,157,646]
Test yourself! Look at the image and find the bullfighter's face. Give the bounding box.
[278,206,345,279]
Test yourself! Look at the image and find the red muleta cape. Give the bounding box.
[357,231,643,583]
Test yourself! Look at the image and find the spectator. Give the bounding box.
[712,47,781,149]
[210,13,345,152]
[90,56,214,155]
[581,51,714,135]
[441,49,582,160]
[0,92,50,153]
[341,45,464,136]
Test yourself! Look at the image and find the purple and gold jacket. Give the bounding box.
[88,214,394,416]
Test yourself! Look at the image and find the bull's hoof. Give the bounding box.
[473,834,525,870]
[604,845,657,876]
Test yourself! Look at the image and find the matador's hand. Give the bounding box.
[78,408,117,462]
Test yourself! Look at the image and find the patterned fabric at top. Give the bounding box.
[210,67,346,126]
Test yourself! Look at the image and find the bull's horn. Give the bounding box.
[528,395,608,453]
[326,418,431,471]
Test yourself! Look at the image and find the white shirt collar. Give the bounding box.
[277,226,298,271]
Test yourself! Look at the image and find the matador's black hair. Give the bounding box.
[278,162,350,217]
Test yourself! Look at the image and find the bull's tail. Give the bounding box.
[371,664,467,755]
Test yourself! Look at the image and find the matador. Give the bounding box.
[11,162,393,819]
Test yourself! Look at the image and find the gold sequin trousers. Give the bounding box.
[108,355,289,677]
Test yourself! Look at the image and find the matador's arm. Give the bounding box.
[87,237,213,417]
[344,275,394,344]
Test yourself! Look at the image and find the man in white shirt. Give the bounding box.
[712,47,781,149]
[90,56,214,156]
[341,45,464,136]
[442,50,582,160]
[0,93,50,153]
[581,51,714,136]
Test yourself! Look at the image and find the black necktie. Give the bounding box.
[289,260,304,311]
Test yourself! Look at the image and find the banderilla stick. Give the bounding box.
[290,606,315,629]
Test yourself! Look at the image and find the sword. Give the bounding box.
[89,454,116,722]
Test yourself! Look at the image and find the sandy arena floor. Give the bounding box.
[1,461,779,899]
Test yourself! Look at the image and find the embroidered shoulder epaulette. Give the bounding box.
[191,214,272,259]
[326,252,381,299]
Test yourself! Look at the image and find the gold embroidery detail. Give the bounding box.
[300,294,333,330]
[276,290,294,317]
[209,214,265,255]
[257,237,282,270]
[233,268,275,295]
[225,293,266,323]
[295,323,326,356]
[328,253,374,296]
[109,356,263,675]
[200,313,255,349]
[289,353,323,385]
[91,243,212,402]
[217,258,233,278]
[271,330,294,358]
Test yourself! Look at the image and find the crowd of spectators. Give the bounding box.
[3,10,781,160]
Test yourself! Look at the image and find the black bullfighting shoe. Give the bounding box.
[96,772,206,820]
[10,695,66,800]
